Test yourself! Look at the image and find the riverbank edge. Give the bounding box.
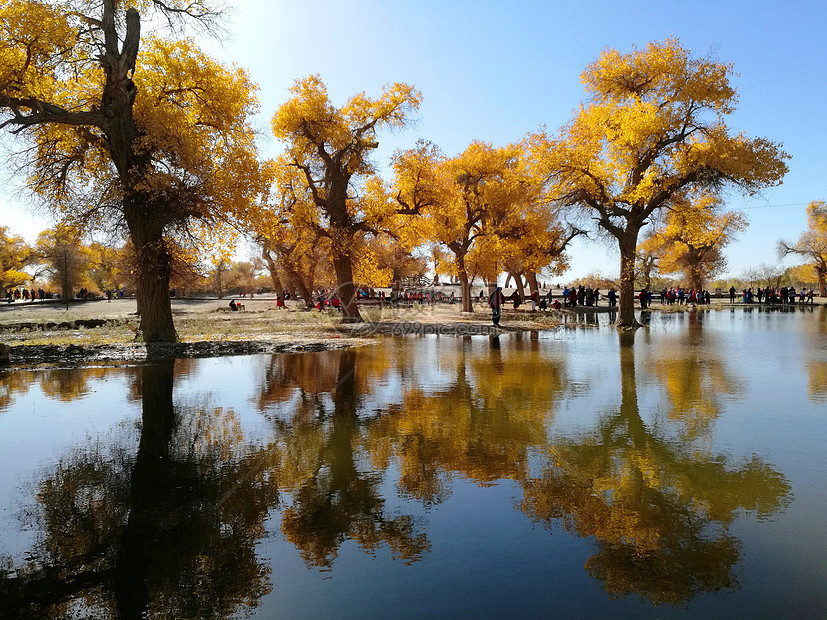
[1,301,822,368]
[0,320,553,368]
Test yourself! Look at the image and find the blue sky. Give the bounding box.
[3,0,826,280]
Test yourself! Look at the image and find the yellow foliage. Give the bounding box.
[0,225,31,288]
[781,201,827,293]
[1,2,263,259]
[789,263,818,286]
[272,74,421,180]
[640,192,747,289]
[0,0,79,101]
[529,38,788,322]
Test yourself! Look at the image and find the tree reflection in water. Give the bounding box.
[259,349,431,569]
[520,329,791,604]
[0,328,797,614]
[0,360,279,619]
[806,306,827,400]
[647,310,744,439]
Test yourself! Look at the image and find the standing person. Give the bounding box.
[729,286,736,304]
[489,287,506,327]
[530,290,539,312]
[276,294,284,309]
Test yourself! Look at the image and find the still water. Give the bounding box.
[1,307,825,618]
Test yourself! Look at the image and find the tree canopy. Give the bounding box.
[0,225,31,290]
[0,0,262,341]
[779,200,827,296]
[639,193,747,291]
[530,38,789,326]
[270,75,421,321]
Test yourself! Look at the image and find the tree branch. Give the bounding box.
[0,96,105,132]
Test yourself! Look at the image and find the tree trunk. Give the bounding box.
[617,234,641,328]
[333,253,363,322]
[391,267,403,300]
[284,263,314,309]
[689,266,703,294]
[215,260,225,299]
[261,248,284,294]
[504,273,513,288]
[526,271,540,294]
[513,272,526,303]
[817,263,826,297]
[458,270,473,313]
[687,250,704,292]
[129,216,177,343]
[277,249,314,308]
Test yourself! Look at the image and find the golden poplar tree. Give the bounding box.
[35,224,93,300]
[531,39,788,326]
[640,193,747,292]
[778,200,827,296]
[392,140,529,312]
[271,75,421,322]
[0,226,31,290]
[0,0,262,341]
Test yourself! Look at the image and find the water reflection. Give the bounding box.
[0,324,801,615]
[0,371,34,410]
[805,306,827,401]
[521,329,791,604]
[0,360,279,619]
[648,310,744,439]
[363,336,567,499]
[274,350,431,568]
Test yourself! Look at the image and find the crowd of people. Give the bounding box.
[734,286,816,305]
[4,288,56,303]
[649,287,712,306]
[3,287,132,304]
[482,282,822,326]
[561,285,604,308]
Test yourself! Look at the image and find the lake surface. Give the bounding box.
[1,307,826,618]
